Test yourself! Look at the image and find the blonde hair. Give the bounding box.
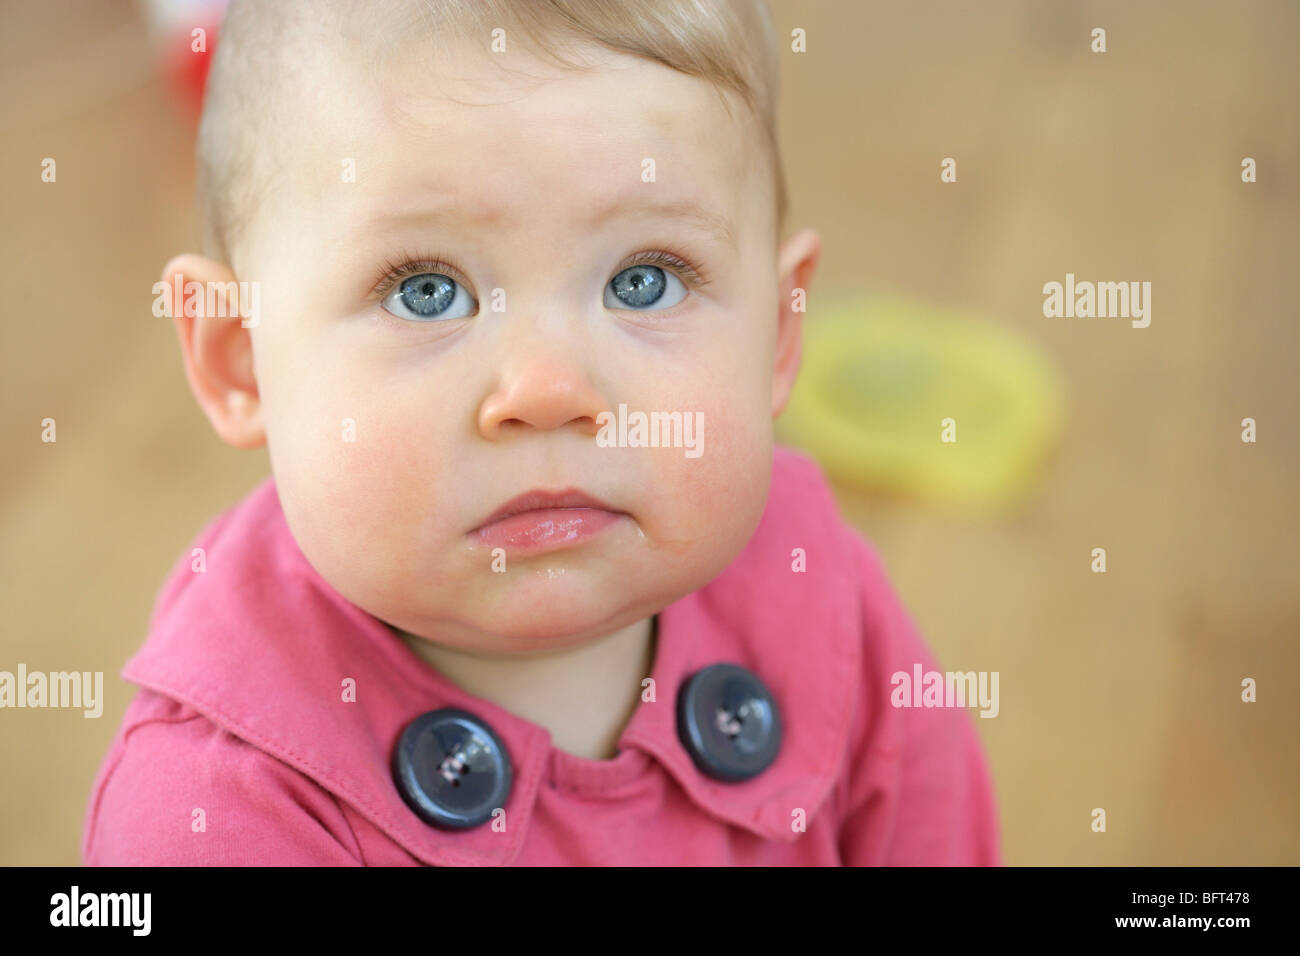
[197,0,787,268]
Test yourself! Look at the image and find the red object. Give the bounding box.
[163,18,220,122]
[82,447,1001,865]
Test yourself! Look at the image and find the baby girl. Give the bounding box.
[83,0,1000,865]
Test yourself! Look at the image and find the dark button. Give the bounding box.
[676,663,782,781]
[392,707,513,830]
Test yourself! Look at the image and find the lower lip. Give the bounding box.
[471,507,622,554]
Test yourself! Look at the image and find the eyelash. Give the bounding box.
[367,248,712,301]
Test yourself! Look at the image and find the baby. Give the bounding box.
[84,0,1000,865]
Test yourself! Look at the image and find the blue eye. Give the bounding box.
[382,273,475,321]
[604,264,687,311]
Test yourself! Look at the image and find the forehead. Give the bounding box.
[281,40,767,257]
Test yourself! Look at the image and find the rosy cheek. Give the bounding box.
[651,401,769,530]
[266,363,431,545]
[334,407,448,525]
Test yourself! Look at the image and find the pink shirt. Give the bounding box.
[83,446,1001,865]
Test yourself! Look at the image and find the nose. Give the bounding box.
[476,339,609,440]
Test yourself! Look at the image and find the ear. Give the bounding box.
[162,253,266,448]
[771,228,822,417]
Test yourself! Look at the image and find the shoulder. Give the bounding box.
[767,445,907,642]
[829,512,1003,864]
[765,445,949,710]
[768,444,844,534]
[83,689,364,866]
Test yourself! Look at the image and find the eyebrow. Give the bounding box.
[589,194,738,251]
[365,190,737,251]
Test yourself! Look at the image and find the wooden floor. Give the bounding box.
[1,0,1295,865]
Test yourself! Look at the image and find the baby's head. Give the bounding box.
[168,0,820,653]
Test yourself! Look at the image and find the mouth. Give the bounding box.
[469,488,626,554]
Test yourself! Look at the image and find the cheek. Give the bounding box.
[623,309,778,558]
[635,375,774,568]
[257,336,462,604]
[674,405,770,521]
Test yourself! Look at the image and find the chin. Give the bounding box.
[471,577,634,644]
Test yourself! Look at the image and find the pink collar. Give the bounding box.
[123,446,861,865]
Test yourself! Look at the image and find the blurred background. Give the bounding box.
[1,0,1296,865]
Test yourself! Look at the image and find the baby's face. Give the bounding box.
[239,40,805,654]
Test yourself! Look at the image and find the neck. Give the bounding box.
[394,614,658,762]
